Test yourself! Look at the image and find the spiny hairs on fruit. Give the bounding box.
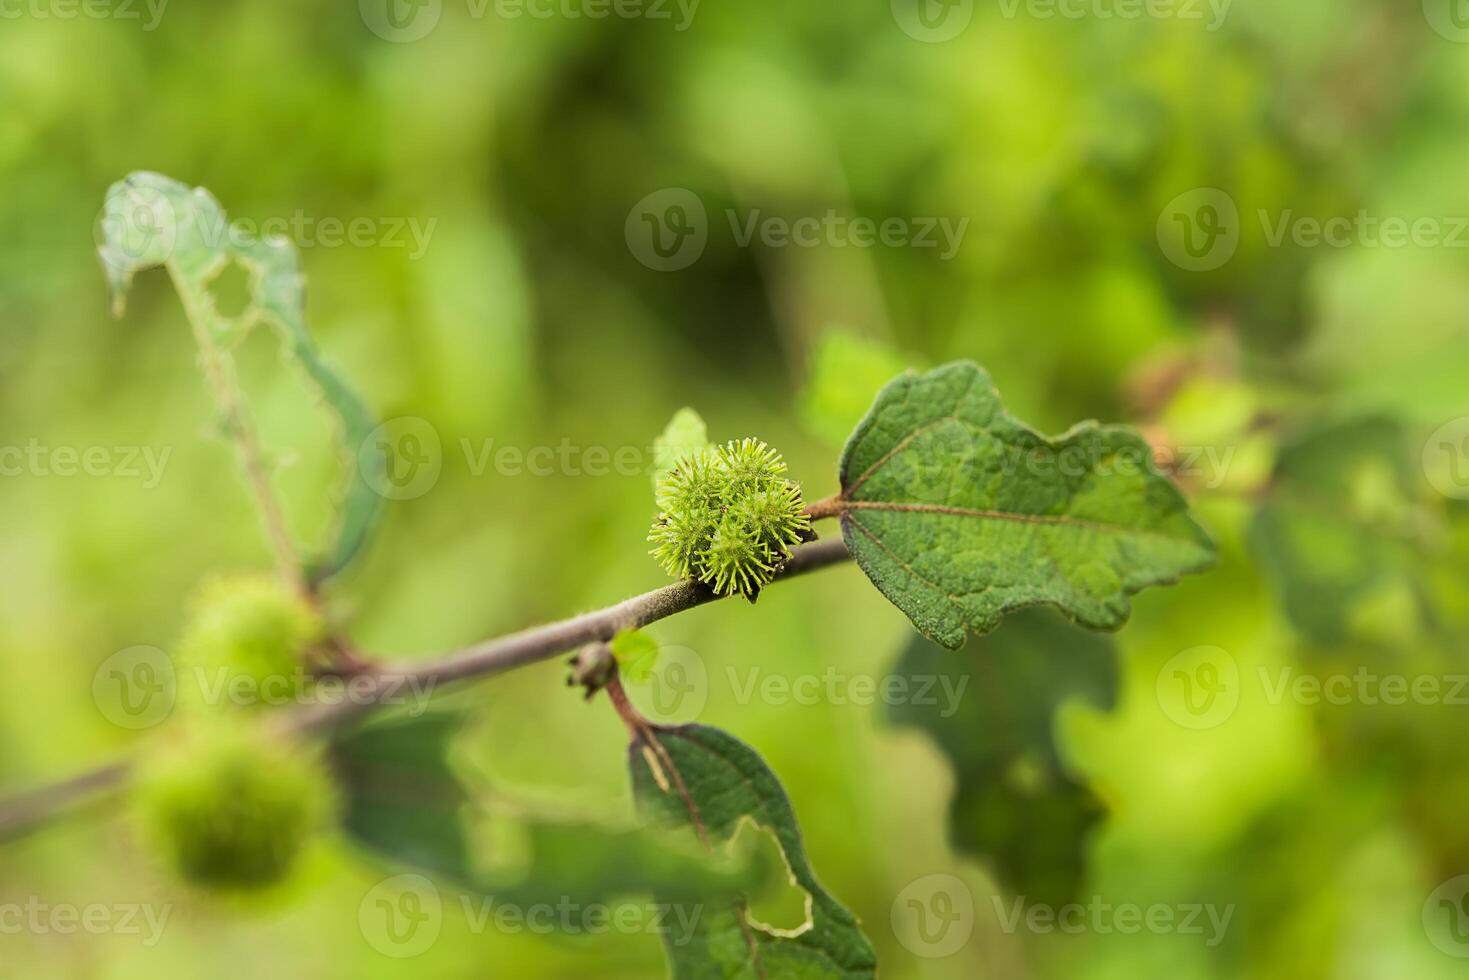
[649,438,812,598]
[176,574,323,709]
[134,721,335,890]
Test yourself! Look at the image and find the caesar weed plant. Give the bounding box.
[0,173,1218,976]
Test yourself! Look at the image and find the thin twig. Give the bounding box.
[0,535,852,841]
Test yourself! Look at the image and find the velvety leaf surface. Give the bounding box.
[629,724,877,980]
[837,361,1217,647]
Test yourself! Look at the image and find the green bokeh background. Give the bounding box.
[4,2,1469,977]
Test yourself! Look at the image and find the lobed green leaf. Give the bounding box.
[836,361,1217,648]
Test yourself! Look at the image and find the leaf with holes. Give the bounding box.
[829,361,1216,648]
[629,724,877,980]
[97,171,383,582]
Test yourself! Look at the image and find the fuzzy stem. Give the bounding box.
[803,494,847,521]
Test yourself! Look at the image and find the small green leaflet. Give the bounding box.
[97,172,383,582]
[629,724,877,980]
[611,628,662,683]
[652,408,713,488]
[835,361,1216,648]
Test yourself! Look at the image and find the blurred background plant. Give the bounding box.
[3,1,1469,977]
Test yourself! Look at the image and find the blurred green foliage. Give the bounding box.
[3,2,1469,978]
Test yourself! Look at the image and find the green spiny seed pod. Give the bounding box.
[176,574,322,710]
[654,448,722,513]
[134,722,335,890]
[715,437,786,497]
[649,507,717,580]
[649,438,809,598]
[731,484,812,556]
[698,516,775,597]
